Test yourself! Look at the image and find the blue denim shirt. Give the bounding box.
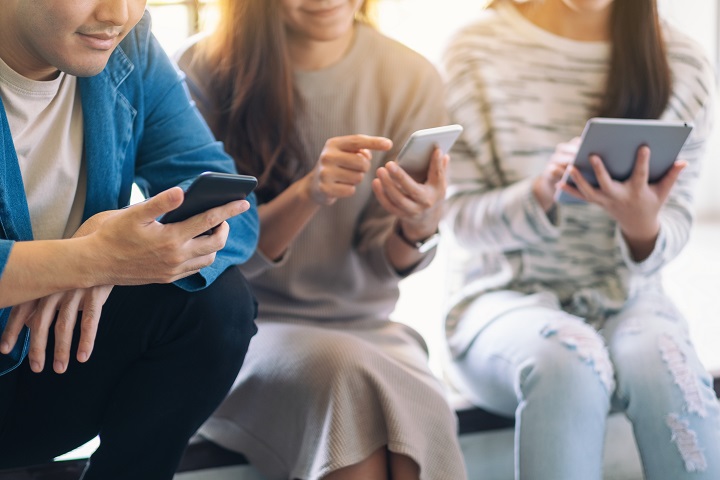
[0,13,259,376]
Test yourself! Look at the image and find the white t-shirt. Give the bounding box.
[0,56,86,240]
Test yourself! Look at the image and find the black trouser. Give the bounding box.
[0,266,257,479]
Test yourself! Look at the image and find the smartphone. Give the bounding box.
[556,118,693,204]
[159,172,258,224]
[396,124,464,176]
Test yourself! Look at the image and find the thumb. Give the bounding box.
[425,148,448,187]
[655,160,686,200]
[132,187,184,222]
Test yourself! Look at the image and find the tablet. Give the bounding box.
[556,118,693,203]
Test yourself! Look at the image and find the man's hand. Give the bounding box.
[88,186,250,285]
[0,212,118,374]
[0,185,251,373]
[0,285,113,373]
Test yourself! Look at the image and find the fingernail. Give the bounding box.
[0,341,9,354]
[30,361,41,372]
[387,162,398,173]
[78,351,88,363]
[54,360,65,373]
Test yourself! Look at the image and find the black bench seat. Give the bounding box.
[1,377,717,479]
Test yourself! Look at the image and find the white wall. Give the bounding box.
[658,0,720,219]
[376,0,487,65]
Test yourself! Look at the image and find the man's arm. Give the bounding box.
[124,19,259,291]
[0,238,98,308]
[0,187,248,308]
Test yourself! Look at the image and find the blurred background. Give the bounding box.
[144,0,720,375]
[147,0,720,218]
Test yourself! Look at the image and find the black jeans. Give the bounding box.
[0,266,257,479]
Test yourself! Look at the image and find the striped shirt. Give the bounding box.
[442,0,716,356]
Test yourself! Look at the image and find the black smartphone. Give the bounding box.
[158,172,258,224]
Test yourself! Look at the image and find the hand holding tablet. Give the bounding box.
[556,118,693,204]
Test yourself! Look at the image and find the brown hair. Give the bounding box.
[500,0,671,119]
[599,0,671,119]
[199,0,376,203]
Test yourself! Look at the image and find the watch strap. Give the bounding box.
[395,222,440,253]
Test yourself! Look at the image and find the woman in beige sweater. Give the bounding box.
[175,0,465,479]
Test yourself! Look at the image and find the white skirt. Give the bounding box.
[199,319,466,480]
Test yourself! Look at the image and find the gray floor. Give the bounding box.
[174,414,643,480]
[461,414,643,480]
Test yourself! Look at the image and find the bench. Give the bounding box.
[2,377,718,479]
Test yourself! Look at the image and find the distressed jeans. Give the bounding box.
[450,293,720,480]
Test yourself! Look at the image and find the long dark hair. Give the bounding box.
[199,0,376,203]
[599,0,671,119]
[501,0,671,119]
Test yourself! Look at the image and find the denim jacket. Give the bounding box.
[0,13,259,376]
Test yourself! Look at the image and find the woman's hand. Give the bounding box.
[559,146,685,259]
[373,147,449,243]
[303,135,393,205]
[533,138,579,211]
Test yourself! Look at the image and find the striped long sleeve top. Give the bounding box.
[442,0,716,355]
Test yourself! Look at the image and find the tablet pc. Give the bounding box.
[556,118,693,204]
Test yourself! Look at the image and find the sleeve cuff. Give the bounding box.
[508,178,561,241]
[0,240,13,281]
[616,224,667,275]
[239,247,291,279]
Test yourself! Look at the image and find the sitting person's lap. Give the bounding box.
[0,266,257,479]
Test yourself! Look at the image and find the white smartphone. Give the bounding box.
[396,124,464,176]
[556,117,693,203]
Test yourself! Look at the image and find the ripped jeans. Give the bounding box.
[449,293,720,480]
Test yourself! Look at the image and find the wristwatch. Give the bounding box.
[395,222,441,254]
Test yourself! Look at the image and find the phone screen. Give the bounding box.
[159,172,257,224]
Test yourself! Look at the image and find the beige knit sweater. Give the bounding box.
[177,24,448,325]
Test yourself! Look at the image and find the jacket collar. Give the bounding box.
[77,44,136,221]
[0,96,33,241]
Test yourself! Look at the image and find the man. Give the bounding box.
[0,1,259,478]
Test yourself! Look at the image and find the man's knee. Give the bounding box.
[181,267,258,373]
